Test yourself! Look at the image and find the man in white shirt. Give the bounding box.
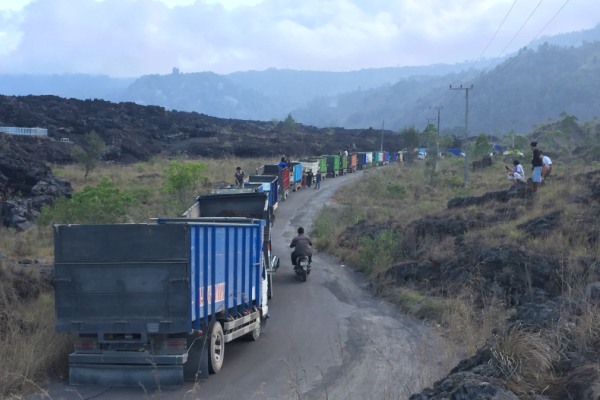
[542,154,553,181]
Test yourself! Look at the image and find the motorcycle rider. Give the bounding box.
[290,227,312,269]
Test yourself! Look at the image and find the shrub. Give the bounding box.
[357,230,399,274]
[414,298,448,323]
[312,206,344,252]
[386,183,407,198]
[162,160,208,209]
[442,174,463,188]
[71,130,106,181]
[39,178,137,225]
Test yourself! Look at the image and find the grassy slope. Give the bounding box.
[1,156,598,398]
[313,159,600,398]
[0,156,274,398]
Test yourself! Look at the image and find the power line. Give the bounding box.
[461,0,572,78]
[456,0,519,82]
[497,0,544,57]
[530,0,571,43]
[476,0,519,61]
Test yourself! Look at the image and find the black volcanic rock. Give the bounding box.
[0,94,406,163]
[0,93,407,230]
[0,134,73,230]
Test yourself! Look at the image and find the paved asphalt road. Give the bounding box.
[31,168,448,400]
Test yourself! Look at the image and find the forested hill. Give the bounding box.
[294,40,600,134]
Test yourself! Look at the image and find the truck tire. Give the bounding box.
[247,319,261,341]
[267,273,273,299]
[208,322,224,374]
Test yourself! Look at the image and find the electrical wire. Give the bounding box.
[476,0,519,61]
[529,0,571,44]
[455,0,520,83]
[497,0,544,57]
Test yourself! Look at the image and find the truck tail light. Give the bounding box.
[74,337,97,351]
[164,338,187,350]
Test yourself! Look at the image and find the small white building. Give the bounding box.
[0,126,48,136]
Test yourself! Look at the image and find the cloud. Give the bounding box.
[0,0,597,77]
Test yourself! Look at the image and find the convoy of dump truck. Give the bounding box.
[53,153,402,387]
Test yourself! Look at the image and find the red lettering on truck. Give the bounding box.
[199,282,226,306]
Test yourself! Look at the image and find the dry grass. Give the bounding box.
[491,325,557,387]
[0,156,281,399]
[0,226,54,261]
[317,159,600,398]
[555,303,600,355]
[0,290,72,398]
[2,156,599,398]
[52,156,276,192]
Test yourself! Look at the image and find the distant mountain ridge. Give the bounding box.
[1,23,599,134]
[296,40,600,134]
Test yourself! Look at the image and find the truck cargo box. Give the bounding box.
[260,164,290,201]
[326,155,340,178]
[289,162,303,191]
[54,219,267,387]
[248,175,278,211]
[348,153,358,172]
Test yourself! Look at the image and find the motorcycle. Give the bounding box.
[294,254,311,282]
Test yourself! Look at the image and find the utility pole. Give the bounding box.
[430,106,443,170]
[380,120,384,152]
[431,106,442,136]
[450,84,473,186]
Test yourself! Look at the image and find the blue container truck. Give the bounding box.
[182,191,279,299]
[289,162,303,191]
[248,174,279,212]
[54,218,268,388]
[357,152,368,170]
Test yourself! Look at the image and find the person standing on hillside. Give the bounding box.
[234,166,245,188]
[542,152,553,181]
[530,141,543,190]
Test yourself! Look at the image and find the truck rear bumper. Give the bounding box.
[69,363,184,388]
[69,352,187,365]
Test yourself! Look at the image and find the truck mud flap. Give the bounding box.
[69,364,184,388]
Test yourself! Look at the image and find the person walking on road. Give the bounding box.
[306,169,313,188]
[315,170,321,189]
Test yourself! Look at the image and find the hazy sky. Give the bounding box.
[0,0,598,77]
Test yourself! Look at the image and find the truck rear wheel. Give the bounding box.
[267,272,273,299]
[247,319,261,341]
[208,322,224,374]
